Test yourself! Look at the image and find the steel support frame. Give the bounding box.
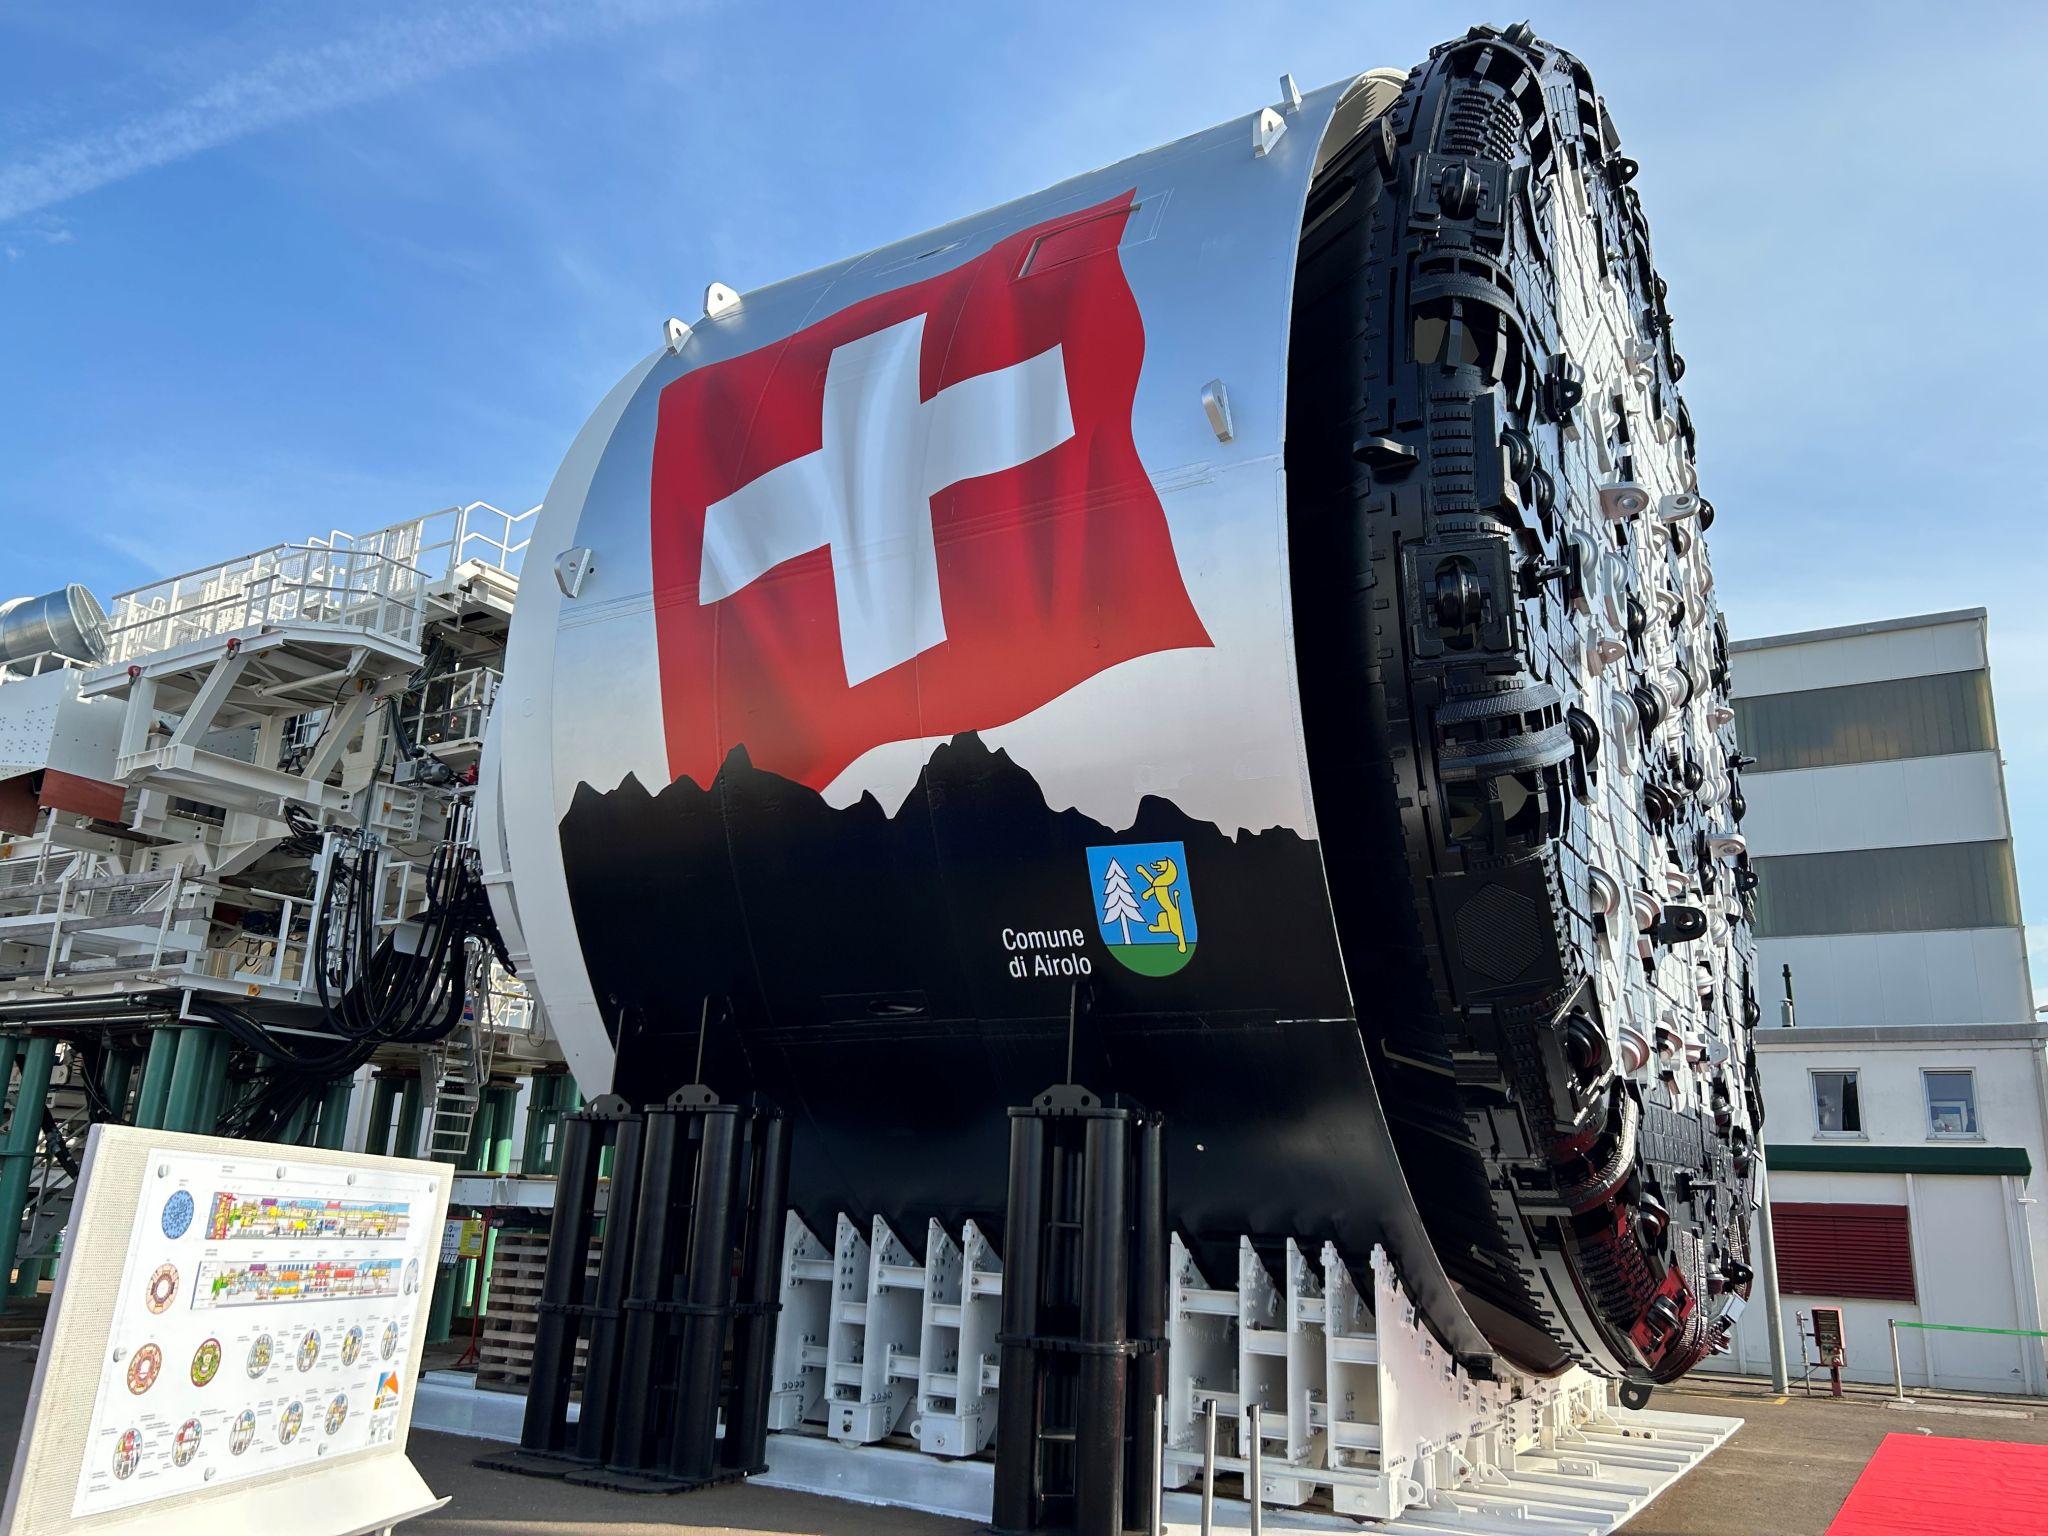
[483,1087,791,1498]
[991,1083,1165,1536]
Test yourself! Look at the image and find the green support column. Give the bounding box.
[521,1074,583,1176]
[281,1099,312,1147]
[519,1074,556,1174]
[427,1249,460,1342]
[392,1076,423,1161]
[458,1091,496,1172]
[162,1026,215,1134]
[133,1027,179,1130]
[0,1043,20,1134]
[314,1077,354,1150]
[0,1037,56,1310]
[452,1089,506,1322]
[99,1047,139,1123]
[475,1082,518,1318]
[191,1035,232,1137]
[483,1083,517,1174]
[8,1247,47,1298]
[365,1076,399,1158]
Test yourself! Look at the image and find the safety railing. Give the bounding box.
[0,864,206,986]
[0,857,311,993]
[474,957,538,1039]
[0,845,111,908]
[86,501,531,675]
[317,502,535,584]
[1889,1317,2048,1400]
[99,543,427,665]
[193,898,310,990]
[395,665,502,756]
[0,651,86,691]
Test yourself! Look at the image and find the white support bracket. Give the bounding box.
[776,1210,1006,1456]
[1253,106,1287,158]
[761,1230,1742,1535]
[768,1213,831,1431]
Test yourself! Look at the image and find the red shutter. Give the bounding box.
[1771,1202,1916,1303]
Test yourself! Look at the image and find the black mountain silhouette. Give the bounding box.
[560,731,1351,1061]
[556,733,1450,1290]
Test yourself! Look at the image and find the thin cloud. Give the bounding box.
[0,0,684,224]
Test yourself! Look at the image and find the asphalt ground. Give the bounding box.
[1624,1374,2048,1536]
[1,1339,2043,1534]
[399,1374,2048,1535]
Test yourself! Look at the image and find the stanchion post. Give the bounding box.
[574,1112,644,1466]
[724,1106,791,1475]
[992,1111,1048,1533]
[609,1107,681,1473]
[1073,1112,1130,1534]
[1246,1401,1262,1536]
[517,1108,599,1453]
[1148,1392,1164,1536]
[667,1103,742,1482]
[1757,1155,1790,1394]
[1125,1113,1167,1536]
[1890,1320,1905,1401]
[1200,1397,1216,1536]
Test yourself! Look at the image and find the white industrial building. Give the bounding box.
[1730,609,2031,1028]
[1722,1024,2048,1394]
[1723,611,2047,1394]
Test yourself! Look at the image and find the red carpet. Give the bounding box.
[1828,1433,2048,1534]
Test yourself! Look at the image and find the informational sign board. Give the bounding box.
[1,1126,452,1536]
[1812,1305,1847,1366]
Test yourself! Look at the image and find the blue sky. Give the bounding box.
[4,1,2046,1002]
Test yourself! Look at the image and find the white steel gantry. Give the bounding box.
[0,502,556,1222]
[0,504,529,1011]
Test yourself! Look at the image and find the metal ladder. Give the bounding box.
[422,997,489,1163]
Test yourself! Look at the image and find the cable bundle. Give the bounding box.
[186,836,504,1142]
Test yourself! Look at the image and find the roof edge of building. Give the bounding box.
[1755,1021,2048,1047]
[1729,607,1987,654]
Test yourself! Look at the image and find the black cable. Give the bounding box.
[309,834,492,1049]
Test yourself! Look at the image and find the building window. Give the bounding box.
[1733,668,1997,773]
[1772,1202,1917,1302]
[1924,1070,1979,1137]
[1751,840,2023,938]
[1813,1070,1862,1136]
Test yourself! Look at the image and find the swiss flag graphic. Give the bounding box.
[650,190,1211,792]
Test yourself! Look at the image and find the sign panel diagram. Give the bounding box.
[68,1149,440,1519]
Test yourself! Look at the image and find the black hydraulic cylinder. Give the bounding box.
[608,1107,682,1472]
[1123,1112,1167,1534]
[723,1107,790,1475]
[1073,1112,1130,1536]
[667,1104,743,1483]
[992,1110,1049,1533]
[574,1113,645,1466]
[519,1108,601,1453]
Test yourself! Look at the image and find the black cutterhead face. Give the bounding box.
[1287,24,1759,1380]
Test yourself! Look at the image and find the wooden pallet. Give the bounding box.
[476,1229,603,1395]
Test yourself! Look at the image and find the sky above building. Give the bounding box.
[4,0,2046,1005]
